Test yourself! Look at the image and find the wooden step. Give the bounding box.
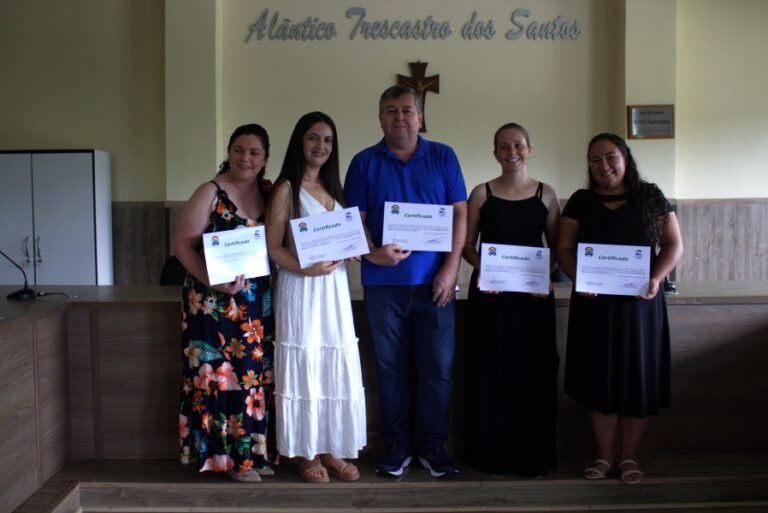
[15,454,768,513]
[77,476,768,512]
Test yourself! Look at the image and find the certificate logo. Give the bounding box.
[488,246,497,256]
[584,246,594,257]
[390,204,400,215]
[298,222,308,233]
[535,250,543,259]
[634,249,643,259]
[345,212,353,222]
[438,207,446,217]
[211,235,220,247]
[253,230,261,240]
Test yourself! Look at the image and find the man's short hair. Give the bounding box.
[379,85,422,114]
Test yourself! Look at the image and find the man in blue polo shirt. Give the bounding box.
[344,85,467,478]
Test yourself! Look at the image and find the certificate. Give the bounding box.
[202,226,270,285]
[576,243,651,296]
[381,201,453,252]
[478,243,550,294]
[289,207,369,269]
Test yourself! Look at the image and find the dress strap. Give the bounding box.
[485,182,493,198]
[536,181,544,199]
[209,179,236,214]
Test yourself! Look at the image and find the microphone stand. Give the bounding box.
[0,249,37,300]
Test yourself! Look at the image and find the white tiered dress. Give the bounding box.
[274,187,367,459]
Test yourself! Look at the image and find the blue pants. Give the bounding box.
[364,284,455,452]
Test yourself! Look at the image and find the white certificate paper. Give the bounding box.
[381,201,453,252]
[576,243,651,296]
[289,207,369,269]
[202,226,270,285]
[478,243,550,294]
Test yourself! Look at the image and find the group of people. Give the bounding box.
[175,85,683,485]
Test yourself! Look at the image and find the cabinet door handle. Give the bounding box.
[21,236,31,265]
[35,236,42,263]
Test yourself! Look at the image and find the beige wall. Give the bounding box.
[213,0,622,204]
[676,0,768,199]
[1,1,767,203]
[0,0,165,202]
[164,0,221,198]
[625,0,676,195]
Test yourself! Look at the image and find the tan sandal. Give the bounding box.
[298,457,330,483]
[320,454,360,482]
[584,458,613,480]
[619,459,644,485]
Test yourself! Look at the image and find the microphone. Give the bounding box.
[0,248,37,300]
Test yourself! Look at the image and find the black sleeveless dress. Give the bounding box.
[467,182,559,477]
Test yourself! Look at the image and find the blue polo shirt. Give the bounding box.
[344,136,467,285]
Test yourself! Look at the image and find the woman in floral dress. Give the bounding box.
[176,124,275,482]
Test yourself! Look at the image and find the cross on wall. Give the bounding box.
[397,61,440,132]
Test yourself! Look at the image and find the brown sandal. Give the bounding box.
[320,454,360,482]
[297,457,330,483]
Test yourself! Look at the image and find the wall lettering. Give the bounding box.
[243,8,582,43]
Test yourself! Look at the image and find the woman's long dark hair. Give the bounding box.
[587,132,669,246]
[218,123,271,200]
[276,112,344,219]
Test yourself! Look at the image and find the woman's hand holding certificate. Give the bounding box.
[202,226,270,285]
[575,243,650,296]
[289,207,369,269]
[478,243,551,294]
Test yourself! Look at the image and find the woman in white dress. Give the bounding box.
[266,112,366,483]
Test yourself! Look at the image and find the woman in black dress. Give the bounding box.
[463,123,561,477]
[558,133,683,484]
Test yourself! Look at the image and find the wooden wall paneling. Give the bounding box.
[0,323,39,513]
[651,303,768,453]
[166,202,184,258]
[350,301,380,455]
[111,202,168,285]
[499,301,768,457]
[34,306,71,482]
[737,202,767,281]
[553,307,593,456]
[108,198,768,284]
[675,199,768,282]
[675,201,702,281]
[94,303,181,459]
[66,306,96,459]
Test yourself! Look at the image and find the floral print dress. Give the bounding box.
[179,181,275,475]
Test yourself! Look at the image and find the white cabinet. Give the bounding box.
[0,151,113,285]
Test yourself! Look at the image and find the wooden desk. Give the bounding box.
[2,283,767,512]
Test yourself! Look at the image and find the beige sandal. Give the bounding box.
[320,454,360,482]
[255,466,275,476]
[226,469,262,482]
[298,457,330,483]
[619,459,644,485]
[584,458,613,480]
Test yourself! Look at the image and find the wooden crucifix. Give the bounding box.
[397,61,439,132]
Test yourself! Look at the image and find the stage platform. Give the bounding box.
[3,283,768,512]
[15,453,768,513]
